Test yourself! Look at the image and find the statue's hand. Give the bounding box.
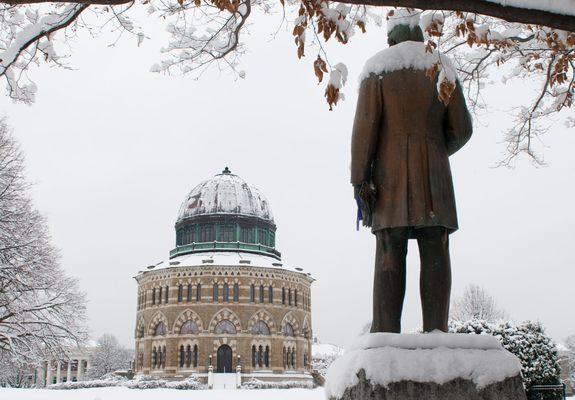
[354,182,377,227]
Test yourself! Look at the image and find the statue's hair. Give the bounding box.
[387,25,424,46]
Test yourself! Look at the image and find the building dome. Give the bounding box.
[177,167,273,223]
[172,168,280,260]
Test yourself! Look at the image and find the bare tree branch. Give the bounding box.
[0,0,573,31]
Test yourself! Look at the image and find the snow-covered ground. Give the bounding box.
[0,387,572,400]
[0,387,325,400]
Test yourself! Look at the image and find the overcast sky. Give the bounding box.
[0,10,573,349]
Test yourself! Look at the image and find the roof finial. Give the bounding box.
[222,166,231,174]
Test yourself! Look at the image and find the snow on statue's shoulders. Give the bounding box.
[359,41,457,84]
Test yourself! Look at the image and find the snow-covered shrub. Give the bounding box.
[495,322,562,395]
[124,374,205,390]
[450,318,493,335]
[48,379,123,390]
[165,376,205,390]
[123,375,163,389]
[49,374,204,390]
[241,378,314,389]
[451,319,562,399]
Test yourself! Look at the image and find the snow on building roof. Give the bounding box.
[143,251,312,278]
[359,41,457,85]
[176,168,274,223]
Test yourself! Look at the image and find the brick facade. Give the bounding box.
[134,264,313,382]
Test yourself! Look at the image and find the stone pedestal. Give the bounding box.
[325,332,527,400]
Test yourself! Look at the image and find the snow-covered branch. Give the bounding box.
[149,0,252,76]
[0,4,88,103]
[1,0,574,31]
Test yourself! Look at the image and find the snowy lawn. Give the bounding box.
[0,387,325,400]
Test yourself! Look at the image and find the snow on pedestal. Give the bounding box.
[325,332,527,400]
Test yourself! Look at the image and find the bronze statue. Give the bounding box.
[351,23,473,333]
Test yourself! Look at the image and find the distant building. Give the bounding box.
[134,168,314,385]
[36,347,94,387]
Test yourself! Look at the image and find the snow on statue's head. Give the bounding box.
[386,8,424,46]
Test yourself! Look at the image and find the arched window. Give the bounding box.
[180,320,199,335]
[282,287,285,304]
[283,322,294,337]
[193,344,198,367]
[214,319,236,335]
[252,345,256,368]
[303,352,308,369]
[178,285,183,302]
[213,283,219,302]
[154,322,167,336]
[250,284,255,302]
[290,347,295,368]
[152,347,157,368]
[283,347,287,368]
[258,345,263,367]
[158,287,163,304]
[164,286,169,303]
[264,346,270,368]
[251,320,270,335]
[161,345,166,368]
[285,348,290,369]
[233,283,239,302]
[179,345,185,368]
[152,288,156,305]
[294,289,298,307]
[268,286,274,303]
[223,283,229,302]
[186,345,192,368]
[187,284,192,302]
[259,285,264,303]
[196,283,201,302]
[288,288,292,305]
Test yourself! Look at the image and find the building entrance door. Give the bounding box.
[216,345,233,373]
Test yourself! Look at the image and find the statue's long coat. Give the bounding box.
[351,68,473,234]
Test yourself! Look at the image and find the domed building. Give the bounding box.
[134,168,314,385]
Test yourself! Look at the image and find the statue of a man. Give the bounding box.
[351,17,473,333]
